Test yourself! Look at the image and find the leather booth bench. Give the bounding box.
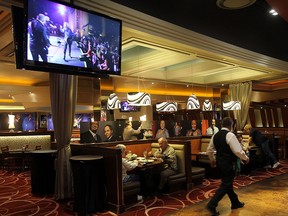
[150,141,192,193]
[192,137,218,178]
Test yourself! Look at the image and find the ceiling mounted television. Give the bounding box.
[120,101,140,112]
[21,0,122,77]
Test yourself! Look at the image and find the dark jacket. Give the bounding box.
[80,131,102,143]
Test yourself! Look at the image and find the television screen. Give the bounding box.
[22,0,122,77]
[120,101,140,112]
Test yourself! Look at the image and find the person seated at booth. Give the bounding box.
[149,137,178,192]
[80,121,102,143]
[206,119,219,135]
[116,144,139,183]
[186,120,201,136]
[155,120,170,139]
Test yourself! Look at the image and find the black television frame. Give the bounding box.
[19,0,122,78]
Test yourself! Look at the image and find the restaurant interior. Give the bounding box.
[1,0,288,215]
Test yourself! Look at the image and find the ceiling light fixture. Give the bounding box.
[157,74,178,112]
[203,99,213,111]
[107,93,121,110]
[127,92,151,106]
[187,94,200,110]
[156,102,178,112]
[216,0,256,10]
[269,9,278,16]
[223,101,241,110]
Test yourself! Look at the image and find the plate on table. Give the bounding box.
[138,158,154,163]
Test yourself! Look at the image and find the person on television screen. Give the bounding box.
[104,124,117,142]
[155,120,170,139]
[206,119,219,135]
[14,114,23,131]
[80,121,102,143]
[186,120,202,136]
[22,114,35,131]
[29,13,50,62]
[122,121,142,141]
[60,22,74,61]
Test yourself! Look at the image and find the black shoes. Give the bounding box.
[231,201,245,209]
[206,204,219,216]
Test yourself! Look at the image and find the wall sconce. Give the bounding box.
[187,94,200,110]
[8,114,15,132]
[156,102,178,112]
[140,115,147,121]
[107,93,121,110]
[223,101,241,110]
[127,92,151,106]
[202,99,213,111]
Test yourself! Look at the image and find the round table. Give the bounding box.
[30,149,57,195]
[70,155,105,215]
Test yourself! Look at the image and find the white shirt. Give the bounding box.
[207,127,249,162]
[206,126,219,135]
[121,158,138,180]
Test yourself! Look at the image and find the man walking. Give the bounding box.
[206,117,249,215]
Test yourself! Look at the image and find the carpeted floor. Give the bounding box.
[168,172,288,216]
[0,160,288,216]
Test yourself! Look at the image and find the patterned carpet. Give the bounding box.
[0,160,288,216]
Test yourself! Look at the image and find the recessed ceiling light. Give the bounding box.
[269,9,278,16]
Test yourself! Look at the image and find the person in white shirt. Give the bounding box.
[206,117,249,215]
[116,144,139,183]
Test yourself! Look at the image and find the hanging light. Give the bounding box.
[223,101,241,110]
[107,93,121,110]
[156,102,178,112]
[127,92,151,106]
[202,99,212,111]
[187,94,200,110]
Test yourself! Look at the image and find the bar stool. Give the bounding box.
[1,146,17,171]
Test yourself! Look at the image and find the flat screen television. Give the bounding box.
[120,101,140,112]
[17,0,122,77]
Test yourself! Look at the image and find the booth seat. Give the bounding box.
[123,181,141,204]
[191,137,220,178]
[191,166,205,185]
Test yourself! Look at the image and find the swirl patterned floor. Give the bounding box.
[0,160,287,216]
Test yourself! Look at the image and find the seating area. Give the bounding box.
[71,139,193,214]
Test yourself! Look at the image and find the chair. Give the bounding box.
[35,145,42,150]
[22,145,31,170]
[1,146,17,171]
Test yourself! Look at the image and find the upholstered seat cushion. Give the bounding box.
[123,181,141,203]
[191,166,205,175]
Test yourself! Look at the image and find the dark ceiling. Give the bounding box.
[111,0,288,62]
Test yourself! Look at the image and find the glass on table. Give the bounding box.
[143,150,147,159]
